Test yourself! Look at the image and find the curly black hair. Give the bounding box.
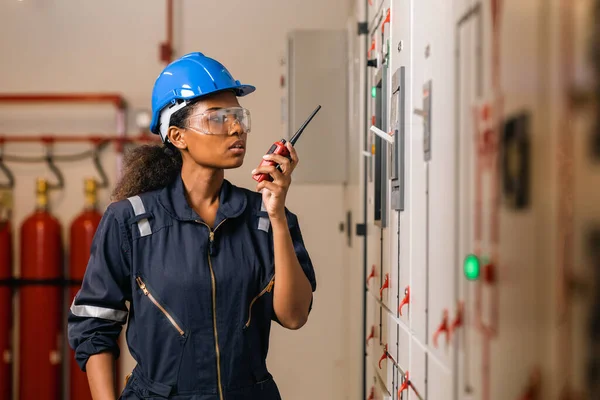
[111,100,198,201]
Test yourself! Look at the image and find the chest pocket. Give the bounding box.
[127,195,187,339]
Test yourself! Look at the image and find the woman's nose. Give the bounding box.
[227,118,244,135]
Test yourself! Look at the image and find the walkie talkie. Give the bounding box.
[252,105,322,183]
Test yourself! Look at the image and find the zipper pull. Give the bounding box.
[208,231,215,255]
[266,278,275,292]
[136,277,149,295]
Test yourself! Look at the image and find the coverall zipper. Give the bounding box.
[136,277,185,336]
[244,276,275,328]
[196,218,227,400]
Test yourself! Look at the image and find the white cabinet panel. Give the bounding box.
[407,0,429,344]
[407,343,427,400]
[381,226,394,311]
[425,0,458,370]
[368,0,386,32]
[383,313,397,395]
[366,289,379,362]
[390,0,412,331]
[390,0,411,70]
[369,354,393,400]
[366,360,378,400]
[375,307,390,388]
[396,322,410,374]
[427,359,453,400]
[388,211,402,321]
[387,313,399,373]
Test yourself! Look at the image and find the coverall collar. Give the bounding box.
[158,173,247,224]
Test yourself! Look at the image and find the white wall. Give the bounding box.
[0,1,352,399]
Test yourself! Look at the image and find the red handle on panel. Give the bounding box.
[399,286,410,316]
[367,386,375,400]
[378,344,389,369]
[367,265,377,286]
[517,368,541,400]
[433,309,449,348]
[398,371,410,396]
[381,9,391,33]
[484,262,496,284]
[366,325,375,346]
[368,39,376,58]
[379,273,389,299]
[450,301,464,339]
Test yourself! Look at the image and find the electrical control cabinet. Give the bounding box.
[352,0,599,399]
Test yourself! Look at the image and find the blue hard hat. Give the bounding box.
[149,52,256,139]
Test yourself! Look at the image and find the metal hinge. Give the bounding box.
[355,223,367,236]
[357,22,368,35]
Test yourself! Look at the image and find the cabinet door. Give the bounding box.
[389,0,412,330]
[376,368,393,400]
[393,325,411,400]
[366,289,379,363]
[368,0,385,33]
[406,0,439,347]
[377,312,397,395]
[396,323,410,375]
[380,226,394,311]
[374,307,389,384]
[366,359,378,400]
[426,357,453,400]
[423,0,458,371]
[408,344,427,400]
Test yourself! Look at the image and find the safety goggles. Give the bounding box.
[186,107,251,135]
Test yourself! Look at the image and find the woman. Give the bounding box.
[68,52,316,400]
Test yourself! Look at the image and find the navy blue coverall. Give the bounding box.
[67,175,317,399]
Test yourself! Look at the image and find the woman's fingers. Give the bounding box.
[286,142,299,166]
[252,164,286,183]
[256,180,279,194]
[262,154,293,175]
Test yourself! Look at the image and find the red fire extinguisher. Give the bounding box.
[19,178,63,400]
[0,192,13,400]
[69,178,102,400]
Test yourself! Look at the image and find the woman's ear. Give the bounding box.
[167,126,187,150]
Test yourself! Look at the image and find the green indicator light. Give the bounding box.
[372,86,377,98]
[463,254,480,281]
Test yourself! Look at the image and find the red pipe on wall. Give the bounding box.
[0,134,157,145]
[160,0,174,64]
[0,92,129,176]
[0,93,126,109]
